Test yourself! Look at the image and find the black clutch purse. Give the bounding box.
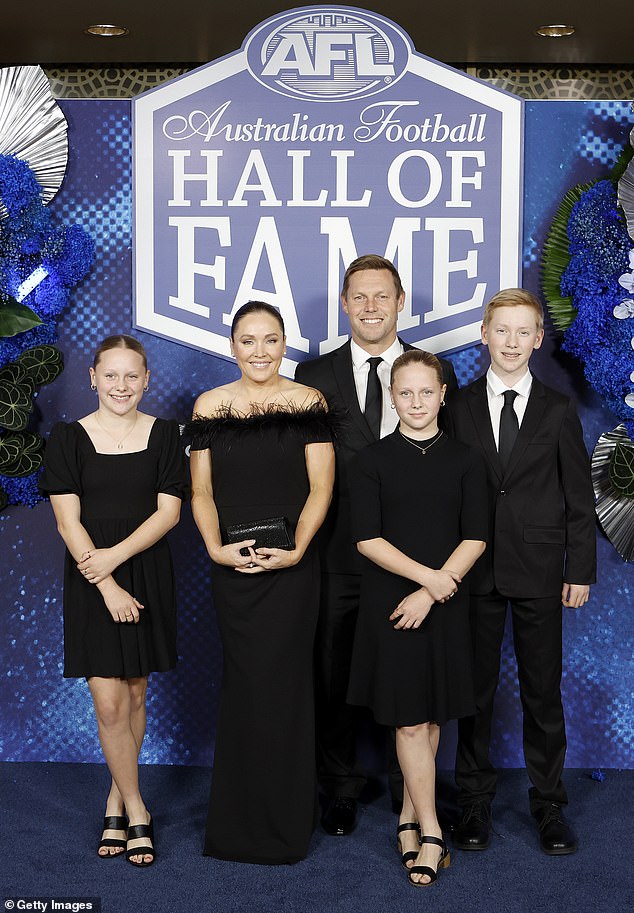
[223,516,295,555]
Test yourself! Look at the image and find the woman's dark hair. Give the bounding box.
[390,349,443,387]
[230,301,285,339]
[93,335,148,370]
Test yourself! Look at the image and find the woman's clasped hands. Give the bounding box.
[211,540,300,574]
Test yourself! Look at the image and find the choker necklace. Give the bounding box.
[95,411,138,450]
[398,427,443,455]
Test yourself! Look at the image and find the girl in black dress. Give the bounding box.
[40,335,187,866]
[347,349,487,886]
[188,302,336,864]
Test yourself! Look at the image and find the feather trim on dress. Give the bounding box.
[185,401,343,451]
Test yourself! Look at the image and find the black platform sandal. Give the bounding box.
[126,815,155,867]
[396,822,421,869]
[408,835,450,887]
[98,815,128,858]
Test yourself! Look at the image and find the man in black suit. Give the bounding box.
[448,288,596,855]
[295,254,458,835]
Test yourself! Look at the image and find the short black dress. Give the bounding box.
[188,404,337,865]
[39,419,187,679]
[347,430,488,727]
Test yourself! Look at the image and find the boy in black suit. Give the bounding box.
[295,255,458,835]
[448,288,596,855]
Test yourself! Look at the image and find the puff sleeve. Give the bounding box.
[39,422,83,497]
[156,419,189,500]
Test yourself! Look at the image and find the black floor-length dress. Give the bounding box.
[347,431,489,727]
[188,404,336,864]
[39,419,187,678]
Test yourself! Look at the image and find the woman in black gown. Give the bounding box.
[40,335,187,866]
[188,302,336,864]
[347,349,487,887]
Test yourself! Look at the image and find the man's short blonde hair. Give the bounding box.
[341,254,404,300]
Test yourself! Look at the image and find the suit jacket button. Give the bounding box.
[499,489,506,496]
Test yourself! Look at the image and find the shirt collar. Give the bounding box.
[486,366,533,398]
[350,336,404,370]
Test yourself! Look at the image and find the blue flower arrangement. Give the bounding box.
[542,146,634,561]
[542,157,634,442]
[0,153,95,508]
[559,179,634,438]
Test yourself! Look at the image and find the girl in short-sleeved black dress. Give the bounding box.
[345,349,487,888]
[40,335,187,868]
[40,418,186,678]
[347,431,488,725]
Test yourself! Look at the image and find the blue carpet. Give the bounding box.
[2,763,631,913]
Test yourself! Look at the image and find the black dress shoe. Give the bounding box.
[534,803,578,855]
[321,797,358,836]
[452,799,492,850]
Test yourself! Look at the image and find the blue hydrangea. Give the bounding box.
[0,154,95,507]
[560,180,634,432]
[0,471,44,508]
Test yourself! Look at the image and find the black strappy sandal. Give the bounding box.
[126,815,155,867]
[396,822,421,869]
[98,814,128,858]
[408,835,450,887]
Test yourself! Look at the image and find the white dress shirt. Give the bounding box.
[486,367,533,450]
[350,338,404,437]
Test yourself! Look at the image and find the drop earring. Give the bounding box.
[90,384,96,391]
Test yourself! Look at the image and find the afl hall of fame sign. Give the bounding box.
[133,6,523,373]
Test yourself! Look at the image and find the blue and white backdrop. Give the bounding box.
[1,8,632,771]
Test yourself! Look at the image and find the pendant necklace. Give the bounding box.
[398,427,443,455]
[95,411,138,450]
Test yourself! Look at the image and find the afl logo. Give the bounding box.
[244,7,412,102]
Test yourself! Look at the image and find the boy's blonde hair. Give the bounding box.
[482,289,544,332]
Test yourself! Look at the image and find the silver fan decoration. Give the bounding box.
[0,65,68,219]
[592,424,634,562]
[617,125,634,241]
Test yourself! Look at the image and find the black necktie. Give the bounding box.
[364,357,383,439]
[498,389,519,470]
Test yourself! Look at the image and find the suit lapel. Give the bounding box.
[467,377,503,481]
[332,342,376,444]
[503,378,548,479]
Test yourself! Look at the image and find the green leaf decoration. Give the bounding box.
[0,360,32,390]
[0,378,33,430]
[17,345,64,386]
[0,298,43,337]
[608,442,634,498]
[0,434,21,469]
[610,143,634,185]
[541,182,595,332]
[0,431,44,477]
[0,486,7,511]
